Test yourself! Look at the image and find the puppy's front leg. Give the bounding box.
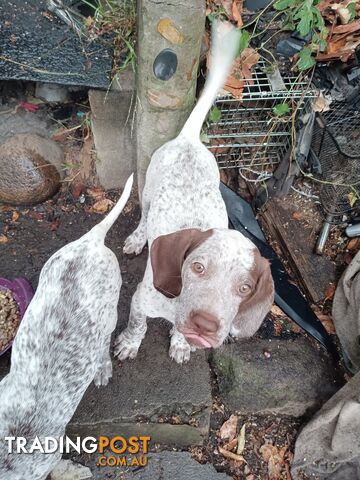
[169,327,195,364]
[114,285,147,361]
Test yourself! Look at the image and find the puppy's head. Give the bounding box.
[150,228,274,349]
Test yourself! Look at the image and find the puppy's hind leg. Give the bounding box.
[94,335,113,387]
[114,285,147,361]
[123,184,151,255]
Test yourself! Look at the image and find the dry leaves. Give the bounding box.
[260,442,288,480]
[87,187,114,214]
[0,234,9,244]
[214,0,244,27]
[312,304,336,334]
[237,423,246,455]
[220,414,238,440]
[292,211,304,221]
[348,237,360,252]
[316,1,360,62]
[11,211,20,222]
[218,446,246,463]
[223,48,260,98]
[324,283,336,301]
[90,198,114,214]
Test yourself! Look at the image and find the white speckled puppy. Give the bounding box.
[114,22,274,365]
[0,174,133,480]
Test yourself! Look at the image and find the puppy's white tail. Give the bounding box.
[180,21,241,141]
[93,173,134,237]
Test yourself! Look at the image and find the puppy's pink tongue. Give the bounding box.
[184,333,212,348]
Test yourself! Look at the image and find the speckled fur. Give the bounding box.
[114,24,274,364]
[0,175,133,480]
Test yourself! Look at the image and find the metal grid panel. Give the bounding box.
[311,111,360,216]
[206,59,313,172]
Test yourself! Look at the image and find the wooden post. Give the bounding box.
[136,0,206,196]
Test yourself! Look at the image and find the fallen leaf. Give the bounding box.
[0,234,9,244]
[87,187,106,200]
[292,211,304,221]
[50,221,60,231]
[157,18,184,44]
[11,211,20,222]
[220,414,238,440]
[333,17,360,34]
[260,442,287,480]
[220,0,233,18]
[219,445,246,463]
[237,423,246,455]
[232,1,243,28]
[223,437,238,451]
[324,283,336,301]
[348,237,360,252]
[312,93,332,112]
[312,305,336,334]
[224,47,260,97]
[70,182,84,200]
[90,198,114,214]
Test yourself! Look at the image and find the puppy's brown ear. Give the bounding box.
[233,252,274,337]
[150,228,213,298]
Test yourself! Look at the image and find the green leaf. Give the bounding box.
[274,0,296,11]
[348,2,357,20]
[296,13,312,37]
[348,191,358,208]
[200,132,210,143]
[209,106,222,123]
[237,29,250,56]
[273,103,291,117]
[297,47,316,71]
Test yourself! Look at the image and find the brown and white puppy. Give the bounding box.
[114,22,274,363]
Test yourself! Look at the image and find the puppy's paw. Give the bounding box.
[114,333,141,361]
[94,359,113,387]
[169,341,191,364]
[123,233,145,255]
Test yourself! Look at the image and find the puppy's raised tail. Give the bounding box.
[180,21,241,141]
[92,173,134,237]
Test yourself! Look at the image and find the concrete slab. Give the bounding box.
[89,82,135,190]
[73,451,231,480]
[212,337,340,417]
[67,321,212,446]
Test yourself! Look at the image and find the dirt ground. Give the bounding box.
[0,184,318,480]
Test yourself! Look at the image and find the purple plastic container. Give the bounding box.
[0,277,34,356]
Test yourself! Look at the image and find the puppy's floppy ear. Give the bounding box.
[233,252,274,337]
[150,228,213,298]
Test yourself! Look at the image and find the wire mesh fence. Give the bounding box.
[206,60,314,177]
[311,104,360,217]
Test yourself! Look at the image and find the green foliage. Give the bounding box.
[81,0,136,73]
[348,2,357,21]
[297,47,316,70]
[237,29,250,55]
[273,102,291,117]
[209,106,222,123]
[274,0,328,71]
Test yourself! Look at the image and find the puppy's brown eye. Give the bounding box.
[192,262,205,274]
[239,284,251,294]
